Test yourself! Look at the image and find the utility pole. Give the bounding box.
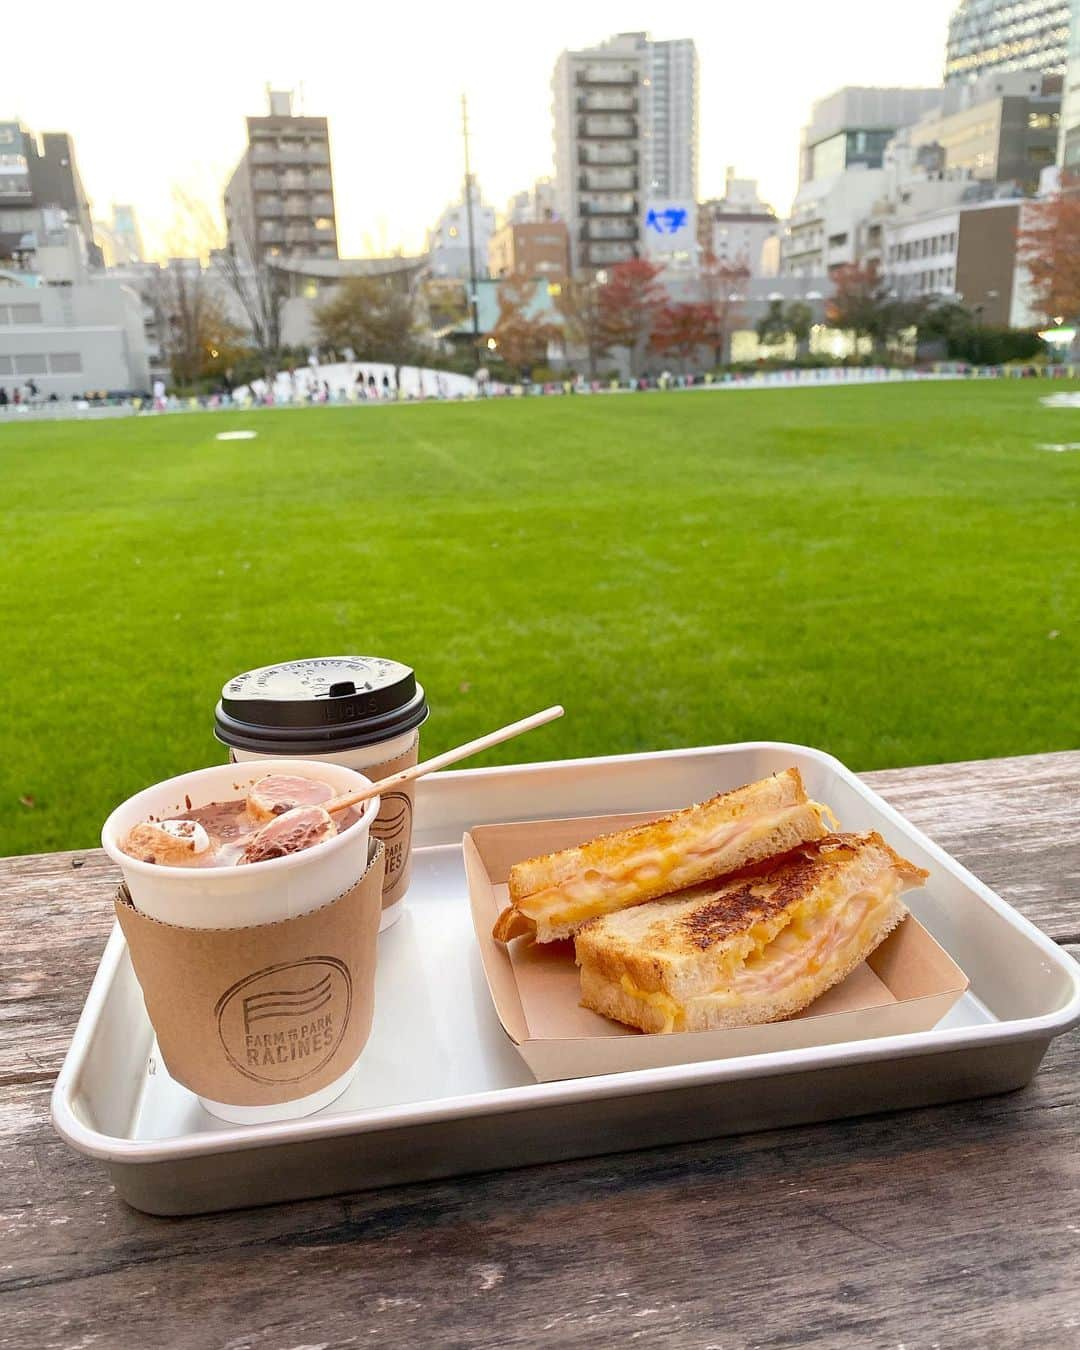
[461,93,481,352]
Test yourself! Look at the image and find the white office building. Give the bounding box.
[699,171,780,276]
[426,184,495,280]
[0,223,150,397]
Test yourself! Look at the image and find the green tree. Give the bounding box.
[785,301,814,358]
[315,276,422,388]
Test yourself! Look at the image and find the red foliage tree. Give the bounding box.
[650,302,712,370]
[1016,192,1080,326]
[490,277,560,377]
[597,259,666,375]
[826,261,913,357]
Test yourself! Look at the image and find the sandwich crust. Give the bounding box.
[493,768,828,944]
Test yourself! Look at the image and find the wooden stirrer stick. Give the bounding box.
[322,705,565,815]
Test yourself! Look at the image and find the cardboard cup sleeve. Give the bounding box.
[115,840,385,1108]
[362,737,419,910]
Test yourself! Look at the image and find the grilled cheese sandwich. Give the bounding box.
[575,832,928,1033]
[493,768,830,944]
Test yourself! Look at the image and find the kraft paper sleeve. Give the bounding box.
[361,735,419,909]
[115,841,385,1108]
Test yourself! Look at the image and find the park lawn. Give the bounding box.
[1,381,1078,857]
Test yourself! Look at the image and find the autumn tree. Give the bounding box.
[489,277,560,377]
[826,261,914,358]
[650,302,712,371]
[1016,193,1080,339]
[554,275,612,378]
[214,237,287,383]
[315,275,422,388]
[698,254,750,367]
[151,265,247,387]
[598,258,666,376]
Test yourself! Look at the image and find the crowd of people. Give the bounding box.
[2,360,1078,420]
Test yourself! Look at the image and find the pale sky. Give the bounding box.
[7,0,955,259]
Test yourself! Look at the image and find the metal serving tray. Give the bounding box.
[52,743,1080,1215]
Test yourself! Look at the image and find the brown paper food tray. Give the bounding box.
[464,812,969,1083]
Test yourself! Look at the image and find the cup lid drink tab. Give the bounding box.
[214,657,429,756]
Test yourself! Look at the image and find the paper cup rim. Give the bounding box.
[101,759,380,882]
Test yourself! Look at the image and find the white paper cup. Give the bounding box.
[102,759,380,1123]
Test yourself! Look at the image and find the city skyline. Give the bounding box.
[5,0,954,260]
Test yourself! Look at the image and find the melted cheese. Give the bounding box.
[619,976,678,1033]
[616,873,902,1031]
[523,803,819,925]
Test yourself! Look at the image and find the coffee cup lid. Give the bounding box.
[214,657,429,754]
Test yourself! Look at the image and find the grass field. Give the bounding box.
[2,382,1079,857]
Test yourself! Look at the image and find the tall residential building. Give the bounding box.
[223,89,337,264]
[1061,0,1080,169]
[799,87,944,185]
[425,184,495,280]
[945,0,1072,85]
[553,31,697,272]
[637,34,699,199]
[0,120,101,266]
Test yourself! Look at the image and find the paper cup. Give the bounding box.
[213,657,429,932]
[102,760,381,1123]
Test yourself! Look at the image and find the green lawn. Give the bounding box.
[2,382,1078,857]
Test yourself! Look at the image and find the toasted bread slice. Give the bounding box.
[493,768,829,944]
[575,832,928,1033]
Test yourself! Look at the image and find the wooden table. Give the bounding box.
[3,752,1078,1348]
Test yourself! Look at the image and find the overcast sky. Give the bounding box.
[7,0,955,258]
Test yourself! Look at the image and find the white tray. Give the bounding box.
[51,743,1080,1215]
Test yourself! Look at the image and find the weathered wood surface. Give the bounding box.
[1,753,1078,1348]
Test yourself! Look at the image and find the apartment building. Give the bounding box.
[224,90,337,263]
[553,32,697,272]
[0,120,101,267]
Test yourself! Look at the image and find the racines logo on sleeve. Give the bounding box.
[215,957,352,1085]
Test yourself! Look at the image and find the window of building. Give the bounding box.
[1027,111,1059,130]
[0,355,12,374]
[48,352,82,374]
[13,354,46,374]
[10,304,42,324]
[314,217,333,231]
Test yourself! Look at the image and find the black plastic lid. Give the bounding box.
[214,656,429,755]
